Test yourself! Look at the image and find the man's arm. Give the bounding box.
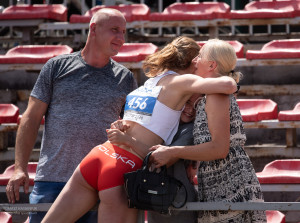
[6,97,47,203]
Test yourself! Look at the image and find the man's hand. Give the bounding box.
[6,169,29,203]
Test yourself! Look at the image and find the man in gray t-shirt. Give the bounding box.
[6,8,137,223]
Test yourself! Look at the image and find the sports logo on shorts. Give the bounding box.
[98,145,136,169]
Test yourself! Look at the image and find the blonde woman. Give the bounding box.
[150,39,267,222]
[42,37,237,223]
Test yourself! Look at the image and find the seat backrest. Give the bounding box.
[163,2,230,18]
[246,39,300,59]
[164,2,230,14]
[6,45,73,57]
[0,45,73,64]
[266,210,286,223]
[0,104,19,124]
[112,43,158,62]
[1,4,67,21]
[262,39,300,51]
[0,212,12,223]
[262,159,300,173]
[245,0,295,11]
[237,99,278,122]
[278,102,300,121]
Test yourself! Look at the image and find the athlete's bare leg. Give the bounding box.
[98,186,138,223]
[42,166,98,223]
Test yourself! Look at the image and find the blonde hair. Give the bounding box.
[143,36,200,77]
[201,39,243,83]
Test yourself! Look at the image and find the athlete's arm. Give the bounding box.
[174,74,237,95]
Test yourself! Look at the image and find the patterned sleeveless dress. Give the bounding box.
[193,95,266,222]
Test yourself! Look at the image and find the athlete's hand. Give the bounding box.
[110,120,130,132]
[106,129,129,146]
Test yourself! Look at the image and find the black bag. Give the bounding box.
[123,152,187,214]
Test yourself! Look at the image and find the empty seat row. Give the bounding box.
[0,43,158,66]
[192,159,300,194]
[1,39,300,67]
[1,100,299,125]
[0,4,67,22]
[238,99,300,122]
[2,1,300,23]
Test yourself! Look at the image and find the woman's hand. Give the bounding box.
[106,129,130,146]
[110,120,130,132]
[149,145,174,168]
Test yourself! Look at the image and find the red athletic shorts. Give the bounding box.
[79,141,143,191]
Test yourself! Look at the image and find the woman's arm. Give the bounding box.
[150,94,231,168]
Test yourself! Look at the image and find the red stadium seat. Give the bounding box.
[256,159,300,184]
[278,102,300,121]
[0,4,67,21]
[149,2,230,21]
[246,39,300,60]
[230,0,297,19]
[70,4,150,23]
[0,212,12,223]
[197,40,244,58]
[266,210,286,223]
[112,43,158,62]
[0,162,37,186]
[0,45,73,64]
[0,104,19,124]
[237,99,278,122]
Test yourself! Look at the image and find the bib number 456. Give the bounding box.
[128,97,148,110]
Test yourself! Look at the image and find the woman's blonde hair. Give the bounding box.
[143,36,200,77]
[201,39,243,83]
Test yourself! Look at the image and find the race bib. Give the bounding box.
[124,85,162,124]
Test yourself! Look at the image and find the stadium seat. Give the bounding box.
[112,43,158,62]
[0,162,37,186]
[246,39,300,60]
[0,104,19,124]
[197,40,244,58]
[0,212,12,223]
[230,0,297,19]
[149,2,230,21]
[0,45,73,64]
[278,102,300,121]
[70,4,150,23]
[237,99,278,122]
[256,159,300,184]
[0,4,67,21]
[266,210,286,223]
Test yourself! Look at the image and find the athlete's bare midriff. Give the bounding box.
[115,120,163,159]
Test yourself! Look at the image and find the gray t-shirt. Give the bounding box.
[31,51,137,182]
